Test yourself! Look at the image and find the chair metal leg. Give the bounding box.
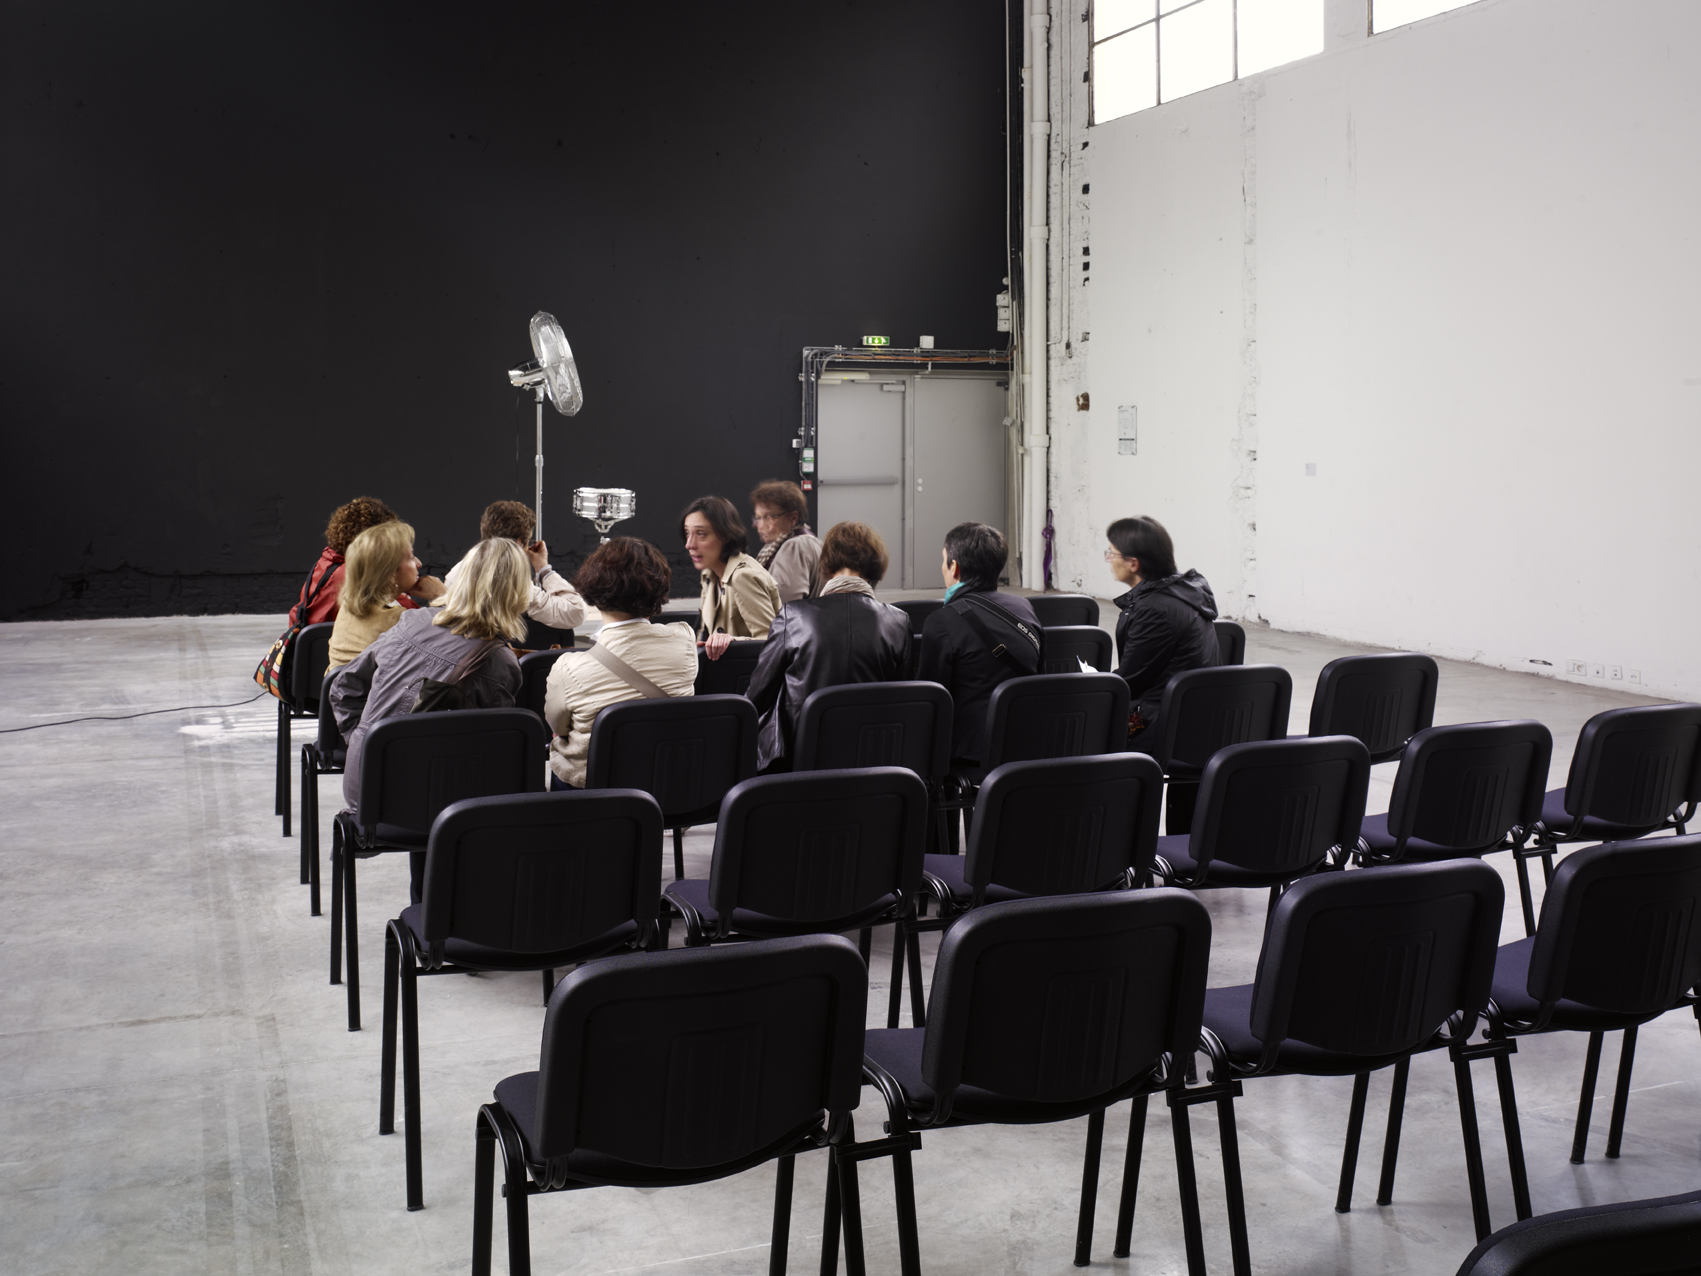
[1335,1072,1371,1214]
[1167,1099,1208,1276]
[672,826,686,882]
[835,1142,867,1276]
[345,847,362,1031]
[1514,852,1538,937]
[1074,1108,1106,1267]
[401,950,423,1209]
[280,710,292,836]
[299,746,313,884]
[1113,1094,1148,1258]
[1450,1050,1494,1241]
[307,768,322,916]
[1606,1024,1639,1159]
[541,969,555,1006]
[1217,1091,1252,1276]
[857,928,871,963]
[770,1155,796,1276]
[1377,1058,1410,1205]
[473,1111,496,1276]
[819,1147,842,1276]
[890,1137,923,1276]
[498,1115,533,1276]
[905,926,926,1028]
[1492,1047,1532,1220]
[379,926,400,1135]
[329,822,343,984]
[886,928,906,1030]
[1570,1031,1604,1163]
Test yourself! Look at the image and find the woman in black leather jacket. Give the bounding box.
[1107,515,1220,749]
[746,521,912,771]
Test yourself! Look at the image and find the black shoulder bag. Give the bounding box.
[409,639,502,713]
[951,593,1043,677]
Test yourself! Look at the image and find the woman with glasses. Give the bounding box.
[680,495,781,660]
[748,479,821,604]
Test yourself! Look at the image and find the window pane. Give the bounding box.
[1095,0,1154,40]
[1158,0,1194,14]
[1094,23,1158,123]
[1160,0,1233,103]
[1237,0,1323,77]
[1372,0,1474,32]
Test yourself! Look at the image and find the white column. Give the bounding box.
[1022,0,1051,589]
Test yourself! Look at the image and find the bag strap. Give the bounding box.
[296,558,338,620]
[588,640,670,699]
[445,638,503,685]
[954,593,1043,676]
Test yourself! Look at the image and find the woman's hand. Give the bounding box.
[410,575,447,602]
[526,540,550,573]
[704,632,734,661]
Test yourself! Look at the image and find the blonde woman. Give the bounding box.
[324,521,425,672]
[330,537,531,900]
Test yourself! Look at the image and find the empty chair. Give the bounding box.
[473,936,883,1276]
[1454,1189,1701,1276]
[1027,593,1099,627]
[1308,652,1439,763]
[1199,860,1524,1245]
[380,789,663,1210]
[329,708,549,1031]
[584,694,759,881]
[298,667,347,917]
[1040,624,1113,674]
[1212,620,1246,667]
[1147,663,1294,834]
[276,620,334,837]
[1357,721,1552,868]
[861,890,1234,1276]
[1485,834,1701,1167]
[516,648,573,728]
[981,672,1130,771]
[892,598,943,638]
[692,637,766,695]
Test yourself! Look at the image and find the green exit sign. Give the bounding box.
[861,335,889,347]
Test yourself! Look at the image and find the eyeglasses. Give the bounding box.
[1103,549,1132,562]
[752,512,794,525]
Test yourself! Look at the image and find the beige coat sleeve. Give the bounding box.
[766,536,820,604]
[528,569,588,630]
[724,558,781,637]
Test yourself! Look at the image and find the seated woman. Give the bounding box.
[749,479,821,604]
[329,537,530,900]
[289,495,443,626]
[324,521,427,672]
[746,521,911,772]
[682,495,780,660]
[544,537,697,790]
[1107,515,1220,751]
[444,499,587,635]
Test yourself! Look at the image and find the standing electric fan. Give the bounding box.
[507,311,583,541]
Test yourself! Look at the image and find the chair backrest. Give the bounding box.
[1308,653,1439,763]
[1212,620,1246,667]
[1027,594,1100,628]
[1560,703,1701,827]
[1153,664,1293,774]
[529,935,867,1173]
[708,767,929,928]
[1381,720,1552,858]
[317,667,346,755]
[517,649,574,726]
[694,639,766,696]
[585,695,758,822]
[1249,859,1503,1060]
[920,891,1211,1110]
[1453,1189,1701,1276]
[290,621,336,712]
[964,754,1165,899]
[790,681,952,779]
[419,789,663,957]
[1186,736,1371,880]
[1525,833,1701,1017]
[356,708,549,838]
[893,598,943,638]
[982,673,1131,769]
[654,609,702,635]
[1039,625,1113,674]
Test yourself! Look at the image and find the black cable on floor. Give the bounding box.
[0,691,271,733]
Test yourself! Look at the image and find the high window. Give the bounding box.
[1371,0,1477,32]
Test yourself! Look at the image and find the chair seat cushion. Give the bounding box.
[337,811,427,851]
[1490,938,1654,1031]
[1155,835,1322,888]
[1201,984,1426,1077]
[921,854,1029,907]
[400,905,638,972]
[663,877,898,938]
[1359,812,1487,862]
[1539,788,1666,843]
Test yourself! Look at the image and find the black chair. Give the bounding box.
[861,889,1234,1276]
[1212,620,1246,667]
[584,694,759,882]
[694,638,766,695]
[473,936,889,1276]
[1485,834,1701,1167]
[330,708,549,1031]
[1308,652,1439,764]
[1027,593,1099,627]
[1153,736,1371,908]
[516,648,574,730]
[1199,860,1524,1246]
[981,672,1130,770]
[892,598,942,638]
[1454,1189,1701,1276]
[1357,720,1552,869]
[299,667,346,917]
[1520,703,1701,934]
[276,621,334,837]
[653,608,701,634]
[1148,663,1294,835]
[519,616,573,651]
[380,789,663,1211]
[1039,624,1113,674]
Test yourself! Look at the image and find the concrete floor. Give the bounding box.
[2,609,1698,1276]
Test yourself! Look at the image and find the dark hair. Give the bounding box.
[324,496,398,556]
[574,537,673,619]
[1106,516,1177,580]
[480,500,536,543]
[942,522,1007,591]
[818,521,889,587]
[748,479,807,522]
[678,495,748,561]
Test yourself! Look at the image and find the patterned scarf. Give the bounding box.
[818,573,875,599]
[756,522,812,569]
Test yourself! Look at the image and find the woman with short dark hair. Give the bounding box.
[544,538,696,790]
[680,494,781,659]
[1106,515,1219,749]
[749,479,821,604]
[745,521,911,772]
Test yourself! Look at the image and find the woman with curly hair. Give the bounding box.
[287,495,444,626]
[749,479,821,604]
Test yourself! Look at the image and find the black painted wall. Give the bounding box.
[0,1,1008,619]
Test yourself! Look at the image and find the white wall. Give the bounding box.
[1053,0,1701,700]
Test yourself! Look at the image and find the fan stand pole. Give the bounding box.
[533,387,545,542]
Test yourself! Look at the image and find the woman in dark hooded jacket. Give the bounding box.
[1105,515,1220,749]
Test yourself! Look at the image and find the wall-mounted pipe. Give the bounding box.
[1022,0,1050,589]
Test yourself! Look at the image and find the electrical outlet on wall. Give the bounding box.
[1591,663,1606,678]
[1609,665,1623,680]
[1629,670,1643,685]
[1566,660,1586,675]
